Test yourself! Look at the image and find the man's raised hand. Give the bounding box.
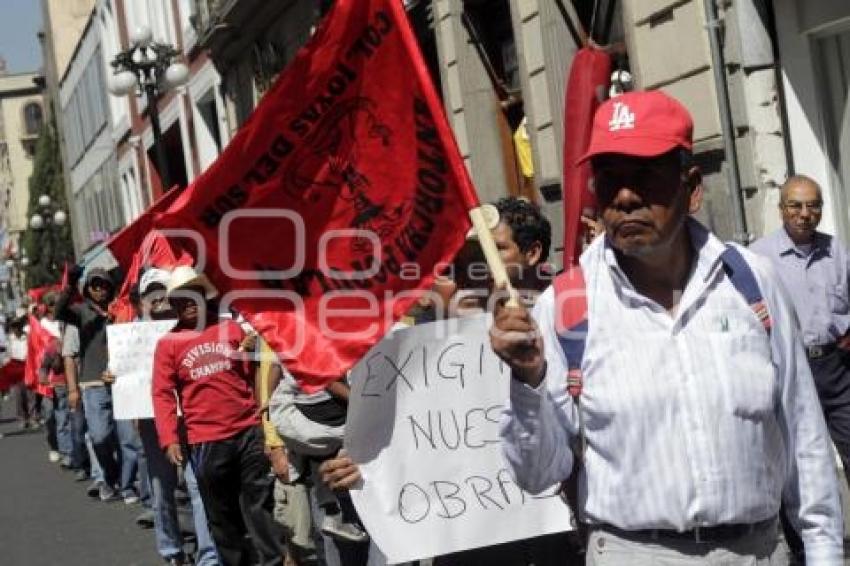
[490,298,546,387]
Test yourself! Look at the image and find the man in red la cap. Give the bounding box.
[491,90,843,564]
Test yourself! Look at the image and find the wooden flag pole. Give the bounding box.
[468,206,521,308]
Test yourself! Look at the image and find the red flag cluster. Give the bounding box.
[24,315,57,397]
[92,0,477,390]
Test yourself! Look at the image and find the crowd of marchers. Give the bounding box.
[1,90,849,566]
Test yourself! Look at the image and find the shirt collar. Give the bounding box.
[777,226,831,258]
[601,218,725,288]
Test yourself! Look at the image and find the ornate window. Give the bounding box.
[23,102,43,136]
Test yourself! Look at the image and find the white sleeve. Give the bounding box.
[499,286,576,494]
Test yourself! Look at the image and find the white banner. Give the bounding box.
[108,320,176,420]
[346,314,573,564]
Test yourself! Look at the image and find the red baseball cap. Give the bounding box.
[577,90,693,164]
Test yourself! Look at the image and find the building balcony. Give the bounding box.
[192,0,299,63]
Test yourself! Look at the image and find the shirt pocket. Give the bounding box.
[709,328,777,420]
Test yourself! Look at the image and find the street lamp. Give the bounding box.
[107,24,189,191]
[28,193,67,283]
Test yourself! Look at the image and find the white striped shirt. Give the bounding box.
[500,220,843,564]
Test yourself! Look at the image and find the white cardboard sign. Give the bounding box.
[346,314,573,564]
[108,320,177,420]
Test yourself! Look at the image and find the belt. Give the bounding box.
[597,516,776,544]
[806,343,838,359]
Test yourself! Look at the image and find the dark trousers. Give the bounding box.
[191,426,283,566]
[809,349,850,478]
[433,532,582,566]
[13,384,36,422]
[782,348,850,563]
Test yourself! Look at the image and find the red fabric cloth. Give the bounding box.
[153,0,477,391]
[109,230,192,323]
[152,319,258,447]
[24,315,53,397]
[106,187,182,272]
[28,285,59,304]
[0,359,25,392]
[43,340,65,386]
[561,46,610,265]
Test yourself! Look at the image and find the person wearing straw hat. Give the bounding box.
[491,90,843,564]
[151,265,284,566]
[134,267,219,566]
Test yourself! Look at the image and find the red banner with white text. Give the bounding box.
[154,0,478,390]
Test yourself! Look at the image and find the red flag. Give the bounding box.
[24,315,53,393]
[27,285,60,304]
[562,47,610,265]
[106,186,181,272]
[109,230,192,322]
[155,0,477,390]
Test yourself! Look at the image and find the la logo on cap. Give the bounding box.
[608,101,635,131]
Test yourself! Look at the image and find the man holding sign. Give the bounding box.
[110,268,217,566]
[336,198,578,564]
[492,91,843,564]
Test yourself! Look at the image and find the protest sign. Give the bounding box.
[346,314,573,563]
[108,320,177,420]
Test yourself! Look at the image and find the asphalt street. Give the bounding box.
[2,393,850,565]
[0,395,161,566]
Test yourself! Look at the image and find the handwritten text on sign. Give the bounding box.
[108,320,176,420]
[346,315,573,563]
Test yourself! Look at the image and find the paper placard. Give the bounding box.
[346,314,573,564]
[108,320,176,420]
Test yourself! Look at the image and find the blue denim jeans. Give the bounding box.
[82,385,139,495]
[138,419,218,565]
[69,403,89,471]
[52,386,72,458]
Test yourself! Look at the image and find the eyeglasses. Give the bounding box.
[782,200,823,213]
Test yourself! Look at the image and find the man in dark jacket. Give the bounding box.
[56,266,139,502]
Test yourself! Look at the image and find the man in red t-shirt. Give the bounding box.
[152,266,283,566]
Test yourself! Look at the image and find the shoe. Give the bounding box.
[60,456,72,469]
[166,557,186,566]
[123,494,140,505]
[320,514,370,543]
[74,469,89,482]
[99,484,120,502]
[135,509,155,529]
[86,480,102,498]
[48,450,61,463]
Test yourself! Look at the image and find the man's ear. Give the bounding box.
[686,166,703,215]
[524,241,543,267]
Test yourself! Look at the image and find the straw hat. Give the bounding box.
[166,265,218,299]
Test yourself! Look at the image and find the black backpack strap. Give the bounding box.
[719,245,772,335]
